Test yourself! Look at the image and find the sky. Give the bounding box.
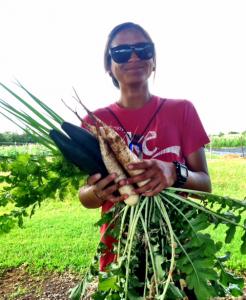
[0,0,245,135]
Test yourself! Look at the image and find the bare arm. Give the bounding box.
[183,147,212,192]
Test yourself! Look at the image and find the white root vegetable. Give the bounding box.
[81,116,149,188]
[99,125,150,187]
[98,132,139,206]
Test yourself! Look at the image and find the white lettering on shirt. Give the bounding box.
[152,146,181,159]
[142,131,158,156]
[108,126,181,159]
[124,130,180,159]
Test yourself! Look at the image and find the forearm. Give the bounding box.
[182,147,212,193]
[183,170,212,192]
[79,185,104,209]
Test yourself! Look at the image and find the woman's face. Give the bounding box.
[109,29,155,88]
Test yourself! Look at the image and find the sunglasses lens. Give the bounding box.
[110,46,132,63]
[135,43,154,60]
[110,42,154,64]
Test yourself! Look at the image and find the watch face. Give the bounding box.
[173,161,188,187]
[180,166,188,178]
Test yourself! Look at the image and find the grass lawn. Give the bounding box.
[0,157,245,274]
[208,156,246,198]
[207,157,246,271]
[0,199,100,273]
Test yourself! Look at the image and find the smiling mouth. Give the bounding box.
[124,65,145,71]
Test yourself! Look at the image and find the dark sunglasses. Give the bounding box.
[109,42,155,64]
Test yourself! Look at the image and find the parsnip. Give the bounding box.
[99,125,150,187]
[98,132,139,206]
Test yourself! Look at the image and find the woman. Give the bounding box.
[79,22,211,271]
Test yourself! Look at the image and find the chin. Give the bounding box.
[125,75,149,86]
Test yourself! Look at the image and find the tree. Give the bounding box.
[0,131,36,143]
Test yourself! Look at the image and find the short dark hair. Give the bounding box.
[104,22,156,88]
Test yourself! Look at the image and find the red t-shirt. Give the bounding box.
[83,95,209,271]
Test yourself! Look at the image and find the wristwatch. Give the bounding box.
[173,161,188,187]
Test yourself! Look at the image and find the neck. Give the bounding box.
[118,83,151,109]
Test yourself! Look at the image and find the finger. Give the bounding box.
[103,183,121,196]
[118,178,127,186]
[108,194,129,204]
[143,182,165,196]
[87,173,102,185]
[96,173,117,190]
[126,168,156,185]
[134,178,160,194]
[128,160,154,170]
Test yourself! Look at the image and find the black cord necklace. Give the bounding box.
[106,99,166,158]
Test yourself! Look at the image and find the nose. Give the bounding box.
[128,50,140,62]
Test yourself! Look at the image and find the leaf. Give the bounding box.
[227,283,244,297]
[127,290,143,300]
[107,294,121,300]
[153,254,165,280]
[220,270,244,289]
[69,282,85,300]
[98,275,119,292]
[181,258,218,300]
[225,225,236,243]
[215,241,223,252]
[186,271,217,300]
[128,276,143,289]
[92,291,107,300]
[241,231,246,254]
[190,213,210,231]
[0,214,16,234]
[95,212,114,227]
[167,283,184,299]
[182,258,216,275]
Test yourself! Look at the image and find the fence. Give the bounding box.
[0,142,36,146]
[206,146,245,158]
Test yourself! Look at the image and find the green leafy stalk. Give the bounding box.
[160,193,200,239]
[140,212,160,297]
[124,198,150,298]
[0,82,65,149]
[143,197,150,298]
[116,204,130,262]
[15,80,64,124]
[155,197,176,299]
[164,191,245,229]
[0,82,62,131]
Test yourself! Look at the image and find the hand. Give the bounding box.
[121,159,177,196]
[87,173,128,204]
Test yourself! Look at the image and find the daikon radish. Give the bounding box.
[98,131,139,206]
[99,125,150,187]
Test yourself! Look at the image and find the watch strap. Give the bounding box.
[173,161,188,187]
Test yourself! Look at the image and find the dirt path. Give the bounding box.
[0,266,246,299]
[0,266,80,300]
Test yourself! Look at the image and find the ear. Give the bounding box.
[153,66,156,72]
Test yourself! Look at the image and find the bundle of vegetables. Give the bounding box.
[0,82,246,300]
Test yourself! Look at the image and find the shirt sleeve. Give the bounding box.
[181,100,210,157]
